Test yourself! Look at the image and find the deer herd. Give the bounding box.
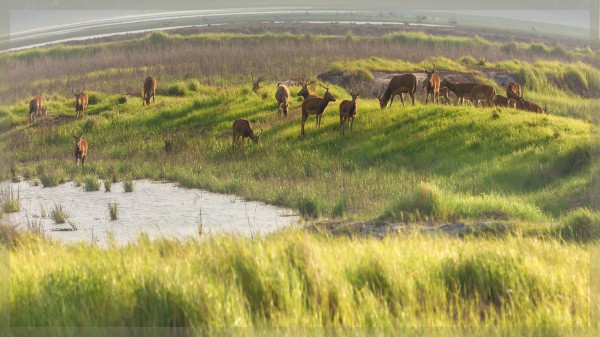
[27,68,546,164]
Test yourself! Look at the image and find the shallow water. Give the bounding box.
[3,180,299,245]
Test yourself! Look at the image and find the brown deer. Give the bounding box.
[438,87,452,105]
[301,85,336,135]
[28,96,46,123]
[72,89,88,118]
[232,119,260,148]
[339,91,359,134]
[275,83,290,117]
[440,79,480,105]
[143,76,158,105]
[72,131,88,166]
[251,73,263,93]
[468,85,496,107]
[505,82,522,102]
[515,98,546,114]
[375,74,418,109]
[493,94,511,107]
[422,68,440,104]
[297,80,318,99]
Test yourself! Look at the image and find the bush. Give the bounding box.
[558,208,600,243]
[87,93,101,105]
[104,180,112,192]
[83,176,101,192]
[187,79,202,92]
[51,204,69,224]
[118,96,128,104]
[108,202,119,220]
[165,82,189,96]
[40,173,62,188]
[124,180,134,193]
[297,197,319,219]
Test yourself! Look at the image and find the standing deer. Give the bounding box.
[301,85,336,135]
[72,89,88,118]
[28,96,46,123]
[72,131,88,166]
[143,76,157,105]
[468,85,496,107]
[440,79,480,105]
[251,73,263,93]
[339,91,359,134]
[232,119,260,148]
[375,73,418,109]
[422,68,440,104]
[275,83,290,117]
[297,80,318,99]
[438,87,452,105]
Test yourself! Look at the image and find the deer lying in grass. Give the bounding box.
[422,68,440,104]
[301,85,336,135]
[143,76,158,105]
[440,79,481,106]
[275,83,290,117]
[72,131,88,166]
[493,94,511,107]
[375,73,418,109]
[507,83,545,113]
[506,82,522,102]
[72,89,88,118]
[339,91,358,134]
[232,119,260,148]
[28,96,46,123]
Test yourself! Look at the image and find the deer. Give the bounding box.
[339,91,359,134]
[143,76,158,105]
[297,80,318,99]
[28,96,46,123]
[232,119,260,148]
[72,89,88,118]
[251,73,263,93]
[72,131,88,166]
[301,85,336,135]
[468,84,496,107]
[438,87,452,105]
[507,83,545,113]
[375,73,418,109]
[439,79,480,105]
[493,94,511,107]
[275,83,290,117]
[422,68,440,104]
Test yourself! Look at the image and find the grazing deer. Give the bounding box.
[251,73,263,93]
[72,131,88,166]
[339,91,359,134]
[275,83,290,117]
[28,96,46,123]
[232,119,260,148]
[375,74,418,109]
[143,76,158,105]
[439,87,451,105]
[468,84,496,107]
[493,94,511,107]
[422,68,440,104]
[301,85,336,135]
[505,82,522,102]
[72,89,88,118]
[440,79,480,105]
[298,80,318,99]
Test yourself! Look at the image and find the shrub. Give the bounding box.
[297,197,319,219]
[108,202,119,221]
[83,176,101,192]
[558,208,600,243]
[124,180,134,193]
[187,79,202,92]
[104,180,112,192]
[118,96,128,104]
[165,82,189,96]
[40,173,61,188]
[51,204,69,224]
[87,93,101,105]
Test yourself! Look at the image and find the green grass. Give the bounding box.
[108,202,119,220]
[0,80,595,222]
[7,229,591,328]
[83,176,101,191]
[50,204,69,224]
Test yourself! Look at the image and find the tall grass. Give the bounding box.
[8,231,590,327]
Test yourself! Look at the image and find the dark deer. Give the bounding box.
[339,91,359,134]
[493,94,511,107]
[439,87,451,105]
[297,80,318,99]
[143,76,157,105]
[251,73,263,93]
[422,68,440,104]
[440,79,480,105]
[375,73,418,109]
[28,96,46,123]
[232,119,260,148]
[275,83,290,117]
[301,85,336,135]
[72,131,88,166]
[72,88,88,118]
[468,85,496,107]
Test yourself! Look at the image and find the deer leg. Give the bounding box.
[340,116,344,134]
[301,114,307,135]
[399,93,405,107]
[350,117,354,132]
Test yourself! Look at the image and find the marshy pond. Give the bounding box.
[3,180,300,245]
